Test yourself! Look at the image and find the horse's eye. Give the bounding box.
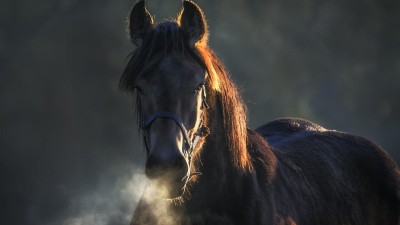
[134,87,143,95]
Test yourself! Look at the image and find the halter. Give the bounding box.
[140,85,209,169]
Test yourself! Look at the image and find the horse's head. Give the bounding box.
[122,0,210,198]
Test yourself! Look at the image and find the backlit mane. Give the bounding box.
[196,46,252,171]
[120,21,252,171]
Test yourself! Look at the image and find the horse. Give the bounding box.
[120,1,400,224]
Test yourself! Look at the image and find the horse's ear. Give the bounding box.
[178,1,208,47]
[128,0,154,47]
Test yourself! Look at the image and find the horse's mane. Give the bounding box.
[120,21,252,171]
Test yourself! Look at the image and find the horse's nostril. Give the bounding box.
[145,151,187,179]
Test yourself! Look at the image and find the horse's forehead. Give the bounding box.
[153,55,205,86]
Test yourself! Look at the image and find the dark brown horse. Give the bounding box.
[120,1,400,224]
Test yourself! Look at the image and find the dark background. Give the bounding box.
[1,0,399,224]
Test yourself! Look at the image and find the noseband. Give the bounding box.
[140,85,209,168]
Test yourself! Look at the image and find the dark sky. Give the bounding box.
[1,0,399,224]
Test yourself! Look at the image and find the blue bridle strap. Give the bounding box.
[142,111,193,151]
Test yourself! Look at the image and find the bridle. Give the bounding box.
[139,84,209,179]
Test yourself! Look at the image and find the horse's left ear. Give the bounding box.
[178,1,208,47]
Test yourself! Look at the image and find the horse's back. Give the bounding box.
[255,117,327,146]
[255,118,400,225]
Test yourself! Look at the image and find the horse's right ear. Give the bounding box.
[128,0,154,47]
[178,1,208,47]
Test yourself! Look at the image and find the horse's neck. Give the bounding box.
[199,129,234,184]
[183,131,238,217]
[195,128,276,194]
[179,104,279,223]
[196,104,276,185]
[189,109,250,204]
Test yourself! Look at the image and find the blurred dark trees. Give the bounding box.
[1,0,399,224]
